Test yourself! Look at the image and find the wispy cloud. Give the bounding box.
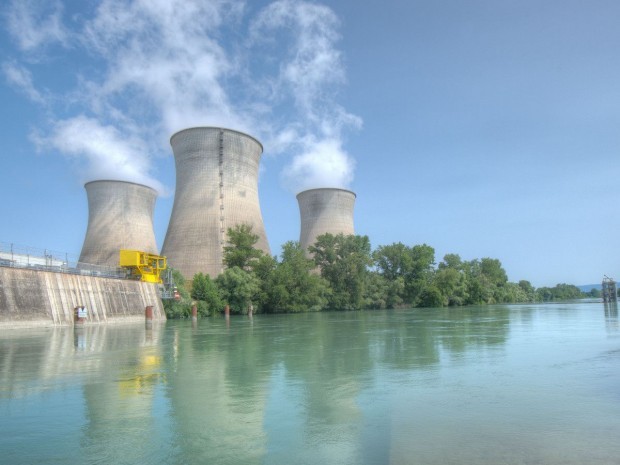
[81,0,247,134]
[250,0,345,118]
[249,0,362,191]
[5,0,67,52]
[2,61,45,104]
[5,0,361,193]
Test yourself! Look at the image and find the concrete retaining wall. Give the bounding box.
[0,268,165,327]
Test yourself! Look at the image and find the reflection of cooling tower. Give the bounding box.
[297,188,356,252]
[161,127,270,278]
[79,180,158,267]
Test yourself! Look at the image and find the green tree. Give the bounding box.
[215,266,261,314]
[162,268,192,318]
[536,283,584,301]
[264,241,330,313]
[438,253,463,271]
[191,272,223,316]
[434,267,468,306]
[462,258,508,304]
[364,272,404,309]
[372,242,436,306]
[496,282,531,303]
[518,280,535,296]
[252,253,278,312]
[223,224,264,271]
[373,242,412,281]
[404,244,436,305]
[417,285,444,308]
[191,272,210,300]
[516,280,538,301]
[480,258,508,287]
[309,233,372,310]
[536,286,554,302]
[480,258,509,303]
[462,259,485,304]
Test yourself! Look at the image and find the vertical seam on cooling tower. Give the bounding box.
[218,129,225,275]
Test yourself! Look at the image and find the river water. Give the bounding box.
[1,302,619,464]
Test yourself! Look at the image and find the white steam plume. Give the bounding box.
[282,138,355,191]
[82,0,248,135]
[250,0,362,192]
[4,0,361,194]
[38,116,165,193]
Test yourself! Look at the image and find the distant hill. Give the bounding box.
[579,284,602,292]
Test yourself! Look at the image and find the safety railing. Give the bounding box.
[0,242,127,279]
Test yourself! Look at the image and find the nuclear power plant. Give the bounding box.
[297,188,356,253]
[75,130,355,277]
[79,180,158,267]
[161,127,271,278]
[2,125,363,326]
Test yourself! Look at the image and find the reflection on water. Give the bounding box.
[0,323,167,464]
[0,324,164,398]
[0,304,619,464]
[604,302,619,333]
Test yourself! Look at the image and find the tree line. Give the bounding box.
[163,225,595,318]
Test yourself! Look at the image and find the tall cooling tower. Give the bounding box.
[161,127,270,278]
[79,180,158,267]
[297,188,356,252]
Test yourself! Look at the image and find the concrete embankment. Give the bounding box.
[0,267,165,327]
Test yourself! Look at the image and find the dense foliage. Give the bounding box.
[163,225,592,318]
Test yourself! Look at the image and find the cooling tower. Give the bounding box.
[161,127,270,278]
[79,180,158,267]
[297,188,356,252]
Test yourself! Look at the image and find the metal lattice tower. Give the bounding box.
[602,276,617,303]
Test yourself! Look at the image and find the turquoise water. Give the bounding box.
[1,302,619,464]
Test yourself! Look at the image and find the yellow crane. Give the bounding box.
[119,250,167,284]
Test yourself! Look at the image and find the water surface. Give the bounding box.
[1,302,619,464]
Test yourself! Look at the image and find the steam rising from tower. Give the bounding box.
[297,188,356,252]
[161,127,270,278]
[79,180,158,267]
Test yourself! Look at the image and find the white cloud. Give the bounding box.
[251,0,345,115]
[5,0,67,51]
[6,0,360,193]
[250,0,362,189]
[266,127,301,154]
[2,61,45,103]
[82,0,247,135]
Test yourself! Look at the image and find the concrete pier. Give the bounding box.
[0,267,165,328]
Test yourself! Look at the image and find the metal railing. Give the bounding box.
[0,242,127,279]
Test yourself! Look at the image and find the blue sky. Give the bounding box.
[1,0,619,287]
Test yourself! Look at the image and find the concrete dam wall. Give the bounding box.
[0,268,165,327]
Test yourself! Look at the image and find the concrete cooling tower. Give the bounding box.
[161,127,270,278]
[297,188,356,253]
[79,180,158,267]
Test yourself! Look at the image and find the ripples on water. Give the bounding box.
[1,302,619,464]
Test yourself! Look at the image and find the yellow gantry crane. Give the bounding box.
[119,250,167,284]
